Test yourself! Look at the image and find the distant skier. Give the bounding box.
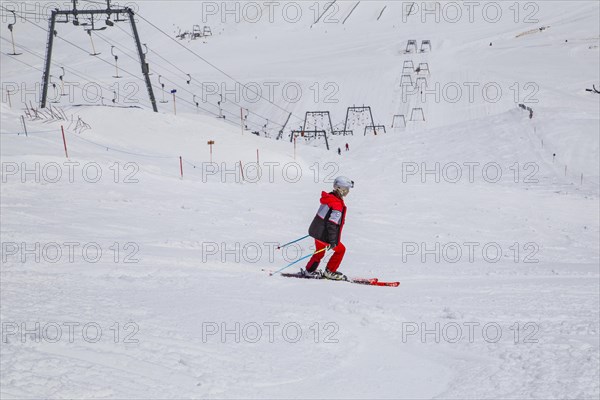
[303,176,354,280]
[337,147,342,155]
[345,143,349,151]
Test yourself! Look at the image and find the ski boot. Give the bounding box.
[301,268,323,279]
[323,268,347,281]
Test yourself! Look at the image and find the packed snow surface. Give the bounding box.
[1,1,599,398]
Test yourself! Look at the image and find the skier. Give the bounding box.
[302,176,354,280]
[345,143,350,151]
[337,147,342,155]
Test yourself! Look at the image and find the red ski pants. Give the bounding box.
[305,240,346,272]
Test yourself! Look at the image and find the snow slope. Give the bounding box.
[1,1,599,399]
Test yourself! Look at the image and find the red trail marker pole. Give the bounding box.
[61,125,69,158]
[179,156,183,178]
[207,140,215,163]
[172,91,177,115]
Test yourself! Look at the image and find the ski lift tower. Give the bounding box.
[40,0,157,112]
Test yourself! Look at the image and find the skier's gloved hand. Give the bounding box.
[329,242,337,250]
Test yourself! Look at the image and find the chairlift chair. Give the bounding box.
[217,94,224,119]
[158,75,168,103]
[7,10,22,55]
[193,95,199,112]
[192,25,202,40]
[59,67,68,96]
[49,75,60,103]
[142,44,153,75]
[111,46,122,78]
[85,18,104,56]
[86,30,100,55]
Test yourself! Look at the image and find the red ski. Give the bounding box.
[372,280,400,287]
[349,277,400,287]
[269,270,399,287]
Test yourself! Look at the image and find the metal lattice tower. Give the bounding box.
[293,111,332,150]
[343,106,376,136]
[40,1,157,112]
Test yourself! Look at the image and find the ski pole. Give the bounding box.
[270,246,329,276]
[277,234,310,249]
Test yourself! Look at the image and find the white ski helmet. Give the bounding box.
[333,176,354,196]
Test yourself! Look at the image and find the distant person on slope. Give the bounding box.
[303,176,354,280]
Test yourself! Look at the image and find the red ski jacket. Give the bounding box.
[308,191,347,246]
